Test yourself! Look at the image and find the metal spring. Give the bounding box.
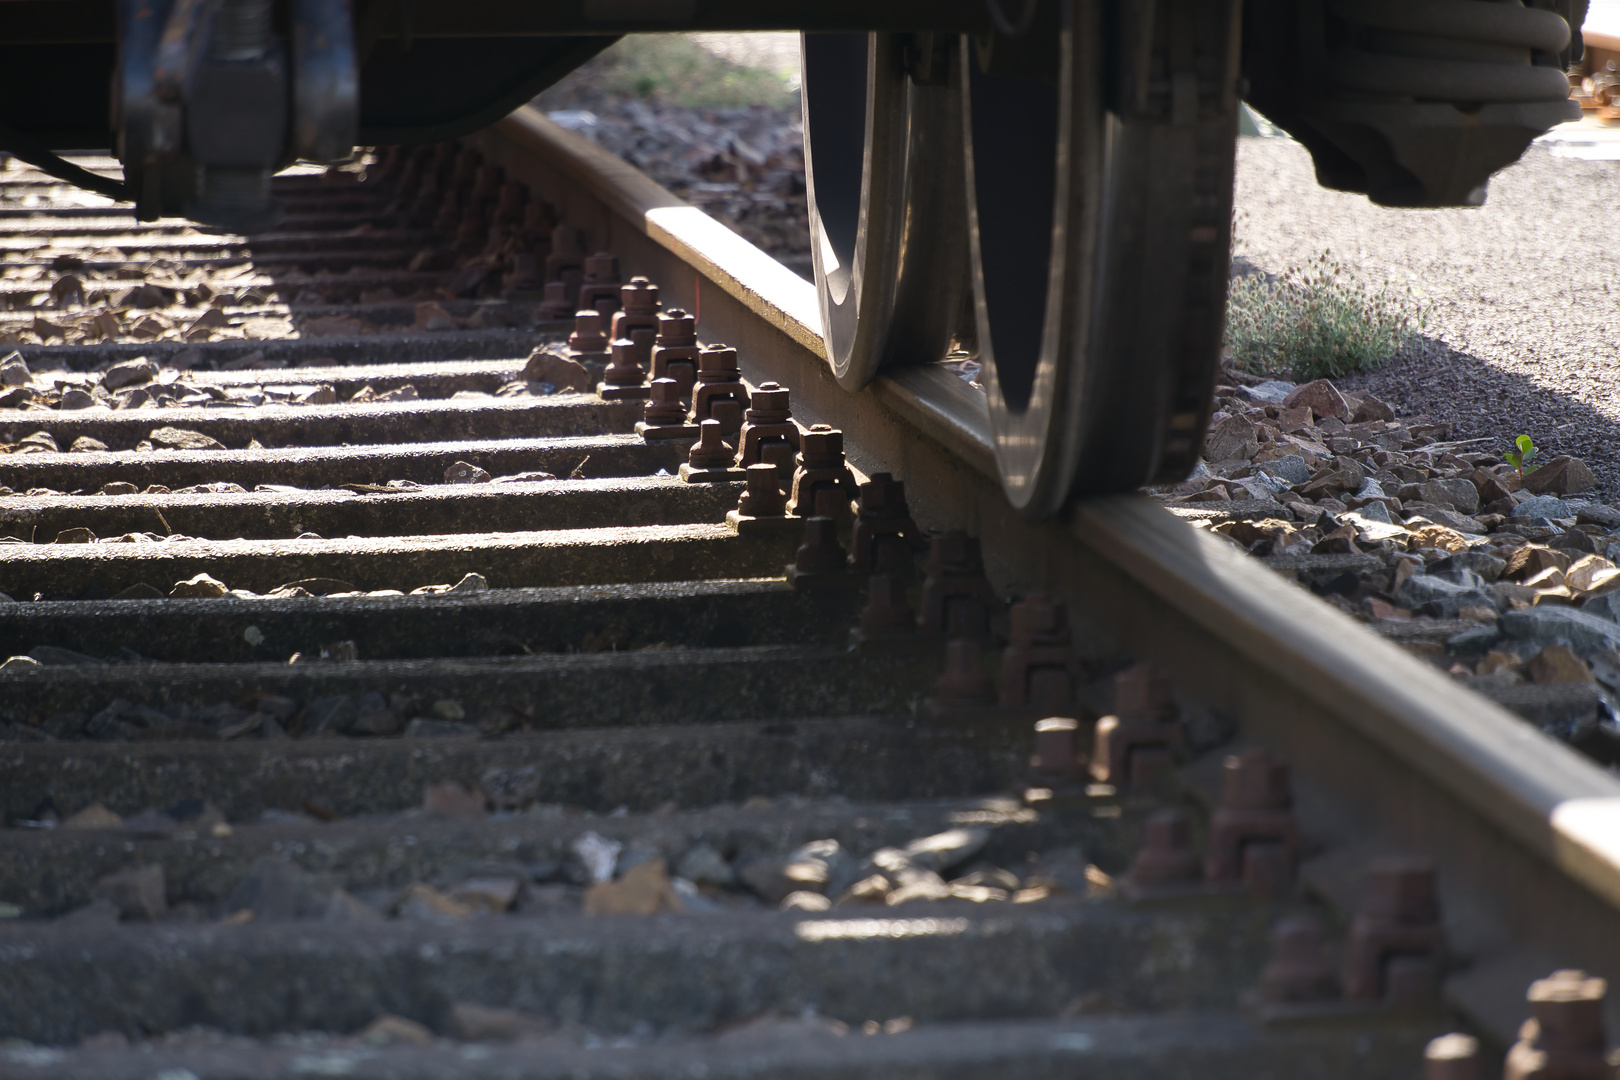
[1325,0,1572,103]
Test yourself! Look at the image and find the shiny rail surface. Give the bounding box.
[0,111,1612,1079]
[478,107,1620,1033]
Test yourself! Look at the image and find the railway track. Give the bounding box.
[0,110,1618,1079]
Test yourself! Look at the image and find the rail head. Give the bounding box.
[493,104,1620,922]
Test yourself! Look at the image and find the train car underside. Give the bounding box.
[0,0,1591,515]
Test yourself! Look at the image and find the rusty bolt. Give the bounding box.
[739,463,788,518]
[1343,857,1445,1005]
[1009,591,1068,643]
[757,439,797,488]
[813,486,851,520]
[852,473,923,575]
[709,397,744,435]
[1000,592,1078,710]
[1362,857,1440,924]
[687,419,735,469]
[1258,914,1340,1004]
[1529,970,1609,1055]
[857,472,904,516]
[1425,1033,1480,1080]
[642,378,687,425]
[745,382,791,423]
[1030,716,1085,781]
[1091,663,1185,791]
[696,344,741,378]
[603,338,646,387]
[620,276,659,313]
[504,252,540,293]
[656,308,697,346]
[539,281,573,319]
[1130,809,1203,887]
[1221,748,1292,811]
[935,638,995,706]
[583,252,619,282]
[1204,749,1302,888]
[800,424,844,467]
[795,516,846,574]
[1113,662,1174,717]
[521,198,554,239]
[568,310,609,354]
[860,574,914,634]
[919,529,994,641]
[926,529,983,577]
[1503,969,1611,1080]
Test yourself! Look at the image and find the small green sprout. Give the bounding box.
[1504,434,1538,477]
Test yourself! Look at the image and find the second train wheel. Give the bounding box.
[801,32,973,390]
[964,0,1240,516]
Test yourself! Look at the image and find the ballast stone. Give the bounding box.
[1501,607,1620,654]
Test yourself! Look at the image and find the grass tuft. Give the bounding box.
[557,35,799,111]
[1224,254,1429,381]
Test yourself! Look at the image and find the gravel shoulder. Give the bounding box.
[1233,137,1620,501]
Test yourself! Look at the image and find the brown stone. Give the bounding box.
[1478,650,1523,675]
[1565,555,1620,595]
[1311,525,1361,555]
[147,427,225,451]
[519,348,592,393]
[1224,518,1295,548]
[449,877,521,913]
[413,301,460,331]
[443,461,491,484]
[63,803,123,829]
[1172,486,1231,504]
[583,857,683,916]
[1503,546,1572,582]
[396,883,475,922]
[1469,468,1514,507]
[1522,455,1596,496]
[1527,644,1594,686]
[1276,406,1314,433]
[169,573,229,599]
[101,357,155,390]
[1203,413,1259,463]
[1352,395,1395,423]
[1299,468,1361,499]
[1407,525,1469,554]
[1364,597,1410,621]
[1283,379,1350,421]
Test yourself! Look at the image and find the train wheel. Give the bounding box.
[963,0,1240,516]
[801,32,973,390]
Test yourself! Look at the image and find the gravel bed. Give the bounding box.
[1233,137,1620,501]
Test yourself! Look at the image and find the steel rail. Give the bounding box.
[476,105,1620,1034]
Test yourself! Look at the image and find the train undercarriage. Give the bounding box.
[0,0,1590,515]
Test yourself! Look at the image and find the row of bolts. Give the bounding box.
[358,153,1616,1077]
[1045,666,1610,1080]
[548,260,1613,1079]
